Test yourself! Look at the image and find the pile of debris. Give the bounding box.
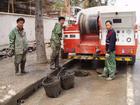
[0,43,36,60]
[0,48,9,60]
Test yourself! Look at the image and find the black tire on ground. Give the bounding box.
[61,48,68,59]
[92,59,98,70]
[128,55,136,65]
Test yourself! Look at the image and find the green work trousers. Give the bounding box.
[50,43,60,69]
[103,51,116,78]
[14,53,26,73]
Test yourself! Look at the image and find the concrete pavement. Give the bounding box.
[0,46,68,105]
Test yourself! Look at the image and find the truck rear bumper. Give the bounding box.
[68,55,133,62]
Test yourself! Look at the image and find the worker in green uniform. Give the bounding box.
[8,17,28,75]
[99,20,117,80]
[50,17,65,70]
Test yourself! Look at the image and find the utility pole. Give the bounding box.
[35,0,47,63]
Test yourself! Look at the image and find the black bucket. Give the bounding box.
[60,71,75,90]
[42,76,62,98]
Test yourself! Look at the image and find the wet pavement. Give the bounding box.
[22,45,140,105]
[133,46,140,105]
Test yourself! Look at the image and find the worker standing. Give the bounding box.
[50,17,65,70]
[8,17,28,75]
[99,20,117,80]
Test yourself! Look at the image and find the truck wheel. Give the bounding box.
[128,56,136,65]
[61,48,68,59]
[92,59,98,70]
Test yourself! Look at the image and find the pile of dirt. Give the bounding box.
[74,70,90,77]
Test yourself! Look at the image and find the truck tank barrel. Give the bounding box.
[78,13,99,35]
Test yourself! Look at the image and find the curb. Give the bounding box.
[1,59,74,105]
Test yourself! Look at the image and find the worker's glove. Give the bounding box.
[105,53,110,58]
[23,48,28,54]
[96,48,100,54]
[63,25,66,29]
[7,49,14,57]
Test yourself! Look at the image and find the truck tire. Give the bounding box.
[128,55,136,65]
[92,59,98,70]
[61,48,68,59]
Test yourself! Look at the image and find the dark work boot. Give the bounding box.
[55,55,61,70]
[50,58,55,70]
[20,61,28,74]
[15,63,21,76]
[55,66,61,71]
[15,63,19,73]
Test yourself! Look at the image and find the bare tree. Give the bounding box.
[83,0,89,8]
[35,0,47,63]
[43,0,53,16]
[64,0,71,16]
[71,0,80,6]
[8,0,15,13]
[83,0,109,8]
